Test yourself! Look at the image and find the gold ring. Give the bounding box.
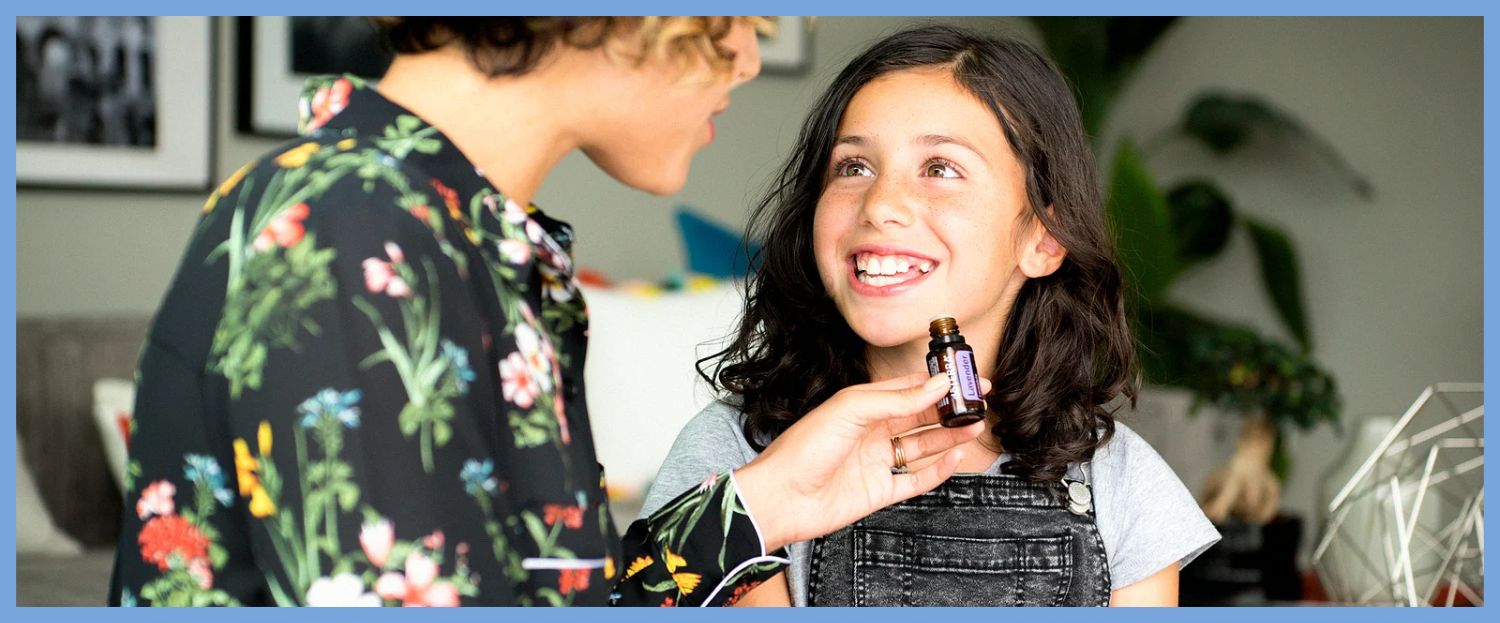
[890,436,909,475]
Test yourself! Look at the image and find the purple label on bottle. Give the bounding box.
[955,350,981,401]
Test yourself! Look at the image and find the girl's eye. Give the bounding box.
[834,159,874,178]
[925,160,960,179]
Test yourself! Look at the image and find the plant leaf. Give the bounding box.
[1029,17,1178,136]
[1166,180,1235,267]
[1181,93,1373,199]
[1244,218,1311,350]
[1106,140,1179,303]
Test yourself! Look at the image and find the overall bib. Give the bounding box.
[808,466,1111,607]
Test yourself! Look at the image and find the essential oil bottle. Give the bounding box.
[926,315,987,427]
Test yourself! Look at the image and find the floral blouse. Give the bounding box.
[108,75,788,607]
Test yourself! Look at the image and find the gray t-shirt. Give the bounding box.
[639,400,1221,606]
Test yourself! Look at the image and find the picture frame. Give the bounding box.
[16,16,214,191]
[761,16,812,75]
[237,16,392,137]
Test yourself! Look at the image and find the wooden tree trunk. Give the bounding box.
[1201,411,1281,524]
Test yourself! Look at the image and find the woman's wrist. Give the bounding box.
[732,461,792,552]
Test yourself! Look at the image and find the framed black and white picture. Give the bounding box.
[239,16,393,136]
[16,16,214,191]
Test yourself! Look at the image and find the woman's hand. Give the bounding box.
[733,373,988,551]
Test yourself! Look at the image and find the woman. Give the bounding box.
[109,17,984,607]
[643,25,1219,606]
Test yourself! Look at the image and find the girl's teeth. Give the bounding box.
[919,261,933,273]
[880,257,898,275]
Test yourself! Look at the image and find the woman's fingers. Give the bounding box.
[889,447,965,503]
[893,419,984,464]
[843,374,951,427]
[859,372,930,391]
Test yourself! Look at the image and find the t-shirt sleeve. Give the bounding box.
[1093,423,1221,590]
[638,402,758,519]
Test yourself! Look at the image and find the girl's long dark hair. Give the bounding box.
[700,25,1139,485]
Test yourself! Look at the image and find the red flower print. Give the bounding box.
[360,518,395,568]
[188,557,215,590]
[660,596,675,607]
[410,203,431,223]
[253,202,310,251]
[497,239,531,265]
[430,179,461,221]
[558,568,591,595]
[422,530,445,551]
[501,198,529,225]
[724,580,764,606]
[499,352,538,409]
[554,394,571,445]
[375,550,460,607]
[542,504,585,529]
[306,78,352,133]
[136,480,176,519]
[138,514,210,572]
[362,243,412,298]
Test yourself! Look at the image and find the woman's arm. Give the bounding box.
[1109,563,1179,606]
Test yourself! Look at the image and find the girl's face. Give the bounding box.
[581,20,762,196]
[813,67,1046,352]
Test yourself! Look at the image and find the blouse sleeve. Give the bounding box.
[611,470,790,606]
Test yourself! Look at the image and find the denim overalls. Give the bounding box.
[808,464,1111,606]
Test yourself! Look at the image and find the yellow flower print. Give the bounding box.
[274,142,320,169]
[624,555,653,579]
[604,556,616,580]
[664,549,687,573]
[232,439,259,496]
[257,421,272,455]
[673,572,702,595]
[203,164,252,213]
[249,485,277,518]
[336,138,357,151]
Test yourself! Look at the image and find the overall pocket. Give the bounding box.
[851,527,1074,606]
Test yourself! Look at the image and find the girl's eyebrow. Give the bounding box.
[832,134,988,165]
[919,134,988,164]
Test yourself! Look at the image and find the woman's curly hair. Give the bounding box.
[370,17,774,79]
[700,25,1139,487]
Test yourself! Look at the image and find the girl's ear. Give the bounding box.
[1018,207,1067,279]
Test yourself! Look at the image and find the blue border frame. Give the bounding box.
[4,3,1494,620]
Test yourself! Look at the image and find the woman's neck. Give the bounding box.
[375,48,585,207]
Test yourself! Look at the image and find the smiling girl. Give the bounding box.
[642,25,1220,607]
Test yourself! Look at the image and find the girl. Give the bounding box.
[643,25,1220,607]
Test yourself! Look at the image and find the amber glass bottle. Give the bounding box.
[926,316,987,427]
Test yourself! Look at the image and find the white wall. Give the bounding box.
[1102,16,1482,548]
[17,17,1482,551]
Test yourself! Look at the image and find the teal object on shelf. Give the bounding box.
[675,206,759,279]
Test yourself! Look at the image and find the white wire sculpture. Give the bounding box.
[1313,383,1483,606]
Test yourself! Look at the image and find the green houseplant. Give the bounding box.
[1029,17,1368,524]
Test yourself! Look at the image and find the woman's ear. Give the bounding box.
[1018,208,1067,278]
